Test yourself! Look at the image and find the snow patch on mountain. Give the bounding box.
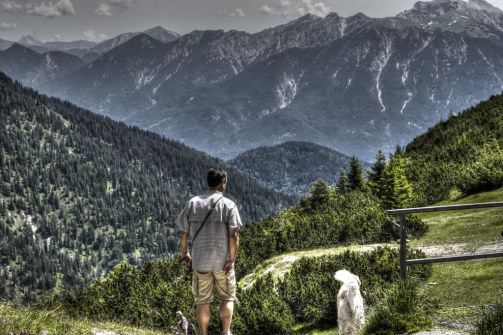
[372,31,393,113]
[45,54,58,71]
[276,74,301,109]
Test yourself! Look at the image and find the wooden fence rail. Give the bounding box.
[387,201,503,280]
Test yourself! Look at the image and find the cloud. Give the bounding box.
[0,0,24,13]
[94,3,112,16]
[0,22,17,30]
[260,0,331,18]
[302,0,331,17]
[217,7,246,18]
[259,4,275,15]
[94,0,135,16]
[26,0,76,18]
[83,29,107,42]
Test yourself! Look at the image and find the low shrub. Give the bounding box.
[363,279,435,334]
[277,247,431,326]
[475,303,503,335]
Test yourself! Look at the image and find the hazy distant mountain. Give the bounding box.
[4,0,503,162]
[18,35,41,46]
[0,38,13,50]
[18,35,97,53]
[0,43,85,86]
[90,26,180,54]
[12,28,179,61]
[228,141,370,195]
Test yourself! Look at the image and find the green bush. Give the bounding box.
[234,274,295,335]
[363,279,435,334]
[53,247,430,334]
[277,247,431,326]
[58,260,194,330]
[237,190,407,278]
[456,140,503,195]
[475,303,503,335]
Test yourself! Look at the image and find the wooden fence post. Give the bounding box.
[400,213,407,280]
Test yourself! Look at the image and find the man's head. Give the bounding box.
[176,311,183,320]
[207,168,227,191]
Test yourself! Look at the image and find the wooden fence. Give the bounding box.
[387,201,503,280]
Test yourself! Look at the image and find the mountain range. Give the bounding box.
[1,0,503,161]
[0,26,180,61]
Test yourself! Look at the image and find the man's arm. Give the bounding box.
[223,228,239,274]
[176,202,192,263]
[180,231,191,263]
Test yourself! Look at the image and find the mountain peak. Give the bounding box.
[397,0,503,36]
[121,33,164,49]
[143,26,181,43]
[6,42,39,54]
[297,13,320,21]
[19,35,41,46]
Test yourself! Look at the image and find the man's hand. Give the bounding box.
[180,231,190,264]
[224,259,234,274]
[181,252,191,264]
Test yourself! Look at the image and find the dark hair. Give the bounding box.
[207,168,227,187]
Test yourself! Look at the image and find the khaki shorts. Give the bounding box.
[192,270,237,305]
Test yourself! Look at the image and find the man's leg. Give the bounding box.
[219,300,234,334]
[193,271,215,335]
[196,303,211,335]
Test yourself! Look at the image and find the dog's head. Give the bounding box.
[334,269,361,288]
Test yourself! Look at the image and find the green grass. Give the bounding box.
[409,187,503,308]
[0,302,167,335]
[293,323,339,334]
[422,259,503,308]
[410,188,503,249]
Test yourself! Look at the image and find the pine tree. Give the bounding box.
[381,154,412,210]
[347,156,367,192]
[336,169,349,193]
[368,150,387,200]
[304,179,330,210]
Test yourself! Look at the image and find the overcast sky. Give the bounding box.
[1,0,503,43]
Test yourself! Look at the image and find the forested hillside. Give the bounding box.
[0,72,296,302]
[403,92,503,205]
[228,141,371,196]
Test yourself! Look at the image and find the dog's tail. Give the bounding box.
[334,269,355,283]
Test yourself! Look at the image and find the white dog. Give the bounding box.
[334,270,365,335]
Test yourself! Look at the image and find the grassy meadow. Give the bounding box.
[410,187,503,308]
[0,302,166,335]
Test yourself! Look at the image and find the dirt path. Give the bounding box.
[412,327,469,335]
[418,242,503,257]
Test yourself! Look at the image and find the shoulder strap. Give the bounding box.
[191,196,223,243]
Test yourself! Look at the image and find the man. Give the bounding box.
[176,168,242,335]
[176,311,189,335]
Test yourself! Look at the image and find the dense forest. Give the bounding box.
[0,72,297,302]
[403,92,503,205]
[228,141,371,196]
